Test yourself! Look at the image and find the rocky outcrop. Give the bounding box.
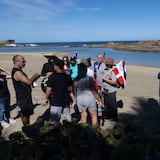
[85,40,160,52]
[0,40,15,47]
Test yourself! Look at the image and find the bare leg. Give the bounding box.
[89,110,98,126]
[80,110,87,123]
[21,116,30,125]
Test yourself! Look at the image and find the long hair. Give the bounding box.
[76,63,87,80]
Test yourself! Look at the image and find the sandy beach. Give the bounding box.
[0,52,160,139]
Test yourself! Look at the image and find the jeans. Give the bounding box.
[0,97,8,121]
[4,96,10,122]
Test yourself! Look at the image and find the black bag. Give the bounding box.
[116,100,123,108]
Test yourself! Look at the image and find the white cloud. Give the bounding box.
[0,0,57,21]
[0,0,102,21]
[72,7,102,12]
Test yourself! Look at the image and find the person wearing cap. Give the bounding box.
[102,58,119,121]
[41,54,58,77]
[40,54,58,93]
[45,58,74,124]
[69,56,78,81]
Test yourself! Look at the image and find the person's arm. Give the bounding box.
[69,85,76,105]
[0,66,11,79]
[41,64,53,78]
[102,77,117,86]
[41,64,46,76]
[45,72,53,78]
[45,86,52,103]
[14,71,39,85]
[102,70,119,87]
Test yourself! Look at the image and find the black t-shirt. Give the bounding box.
[47,73,72,107]
[0,74,10,97]
[11,68,32,102]
[41,62,54,76]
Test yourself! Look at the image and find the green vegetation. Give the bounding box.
[0,117,160,160]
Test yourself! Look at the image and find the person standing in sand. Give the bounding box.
[75,63,103,127]
[102,58,119,121]
[41,54,58,77]
[11,55,39,125]
[0,67,16,129]
[94,53,106,99]
[63,56,70,75]
[40,54,58,93]
[45,58,73,124]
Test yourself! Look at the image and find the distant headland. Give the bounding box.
[1,40,160,53]
[83,40,160,53]
[0,40,15,47]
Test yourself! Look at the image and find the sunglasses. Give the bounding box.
[17,60,26,63]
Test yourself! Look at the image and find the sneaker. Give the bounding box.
[1,121,10,129]
[9,118,16,124]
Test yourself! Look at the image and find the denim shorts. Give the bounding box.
[50,105,71,123]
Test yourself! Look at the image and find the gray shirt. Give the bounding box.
[76,76,97,112]
[76,77,92,96]
[103,69,117,93]
[95,62,106,87]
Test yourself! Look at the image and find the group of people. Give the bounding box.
[0,52,120,130]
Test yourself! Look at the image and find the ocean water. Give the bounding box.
[0,41,160,67]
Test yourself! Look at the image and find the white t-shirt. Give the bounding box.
[87,68,94,78]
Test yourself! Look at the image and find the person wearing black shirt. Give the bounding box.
[11,55,39,125]
[0,71,10,128]
[41,54,58,77]
[0,67,16,129]
[45,58,73,124]
[41,54,58,93]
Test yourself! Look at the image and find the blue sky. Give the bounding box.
[0,0,159,42]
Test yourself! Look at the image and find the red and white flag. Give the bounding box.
[112,59,126,88]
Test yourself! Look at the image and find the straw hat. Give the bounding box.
[43,53,57,59]
[105,58,115,66]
